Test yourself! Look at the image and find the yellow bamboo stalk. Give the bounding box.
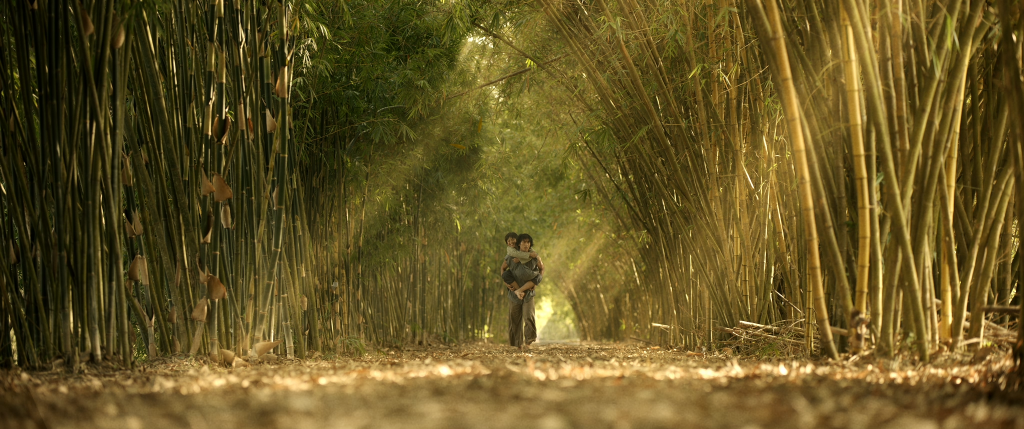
[842,0,930,362]
[842,9,870,317]
[751,0,839,359]
[938,118,959,341]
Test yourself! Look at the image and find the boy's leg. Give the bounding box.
[501,270,519,291]
[516,280,536,299]
[507,292,524,347]
[523,292,537,346]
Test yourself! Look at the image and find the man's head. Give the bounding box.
[504,232,518,247]
[517,233,533,251]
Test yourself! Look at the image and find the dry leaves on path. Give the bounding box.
[1,342,1022,429]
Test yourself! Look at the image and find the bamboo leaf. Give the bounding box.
[201,169,216,197]
[221,205,233,229]
[120,154,133,186]
[213,173,233,202]
[132,210,143,236]
[192,298,208,322]
[208,275,227,301]
[266,109,278,133]
[79,4,94,36]
[215,117,232,144]
[113,23,125,49]
[128,255,143,282]
[202,212,214,243]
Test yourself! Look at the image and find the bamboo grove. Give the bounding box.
[0,0,515,369]
[2,0,1024,369]
[513,0,1023,362]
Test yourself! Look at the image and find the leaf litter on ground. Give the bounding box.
[1,342,1023,429]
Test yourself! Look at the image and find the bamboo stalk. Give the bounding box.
[747,0,838,359]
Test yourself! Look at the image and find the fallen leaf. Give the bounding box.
[253,340,282,358]
[220,349,235,365]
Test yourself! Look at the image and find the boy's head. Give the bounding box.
[504,232,518,247]
[517,233,533,251]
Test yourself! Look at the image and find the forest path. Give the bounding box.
[1,342,1022,429]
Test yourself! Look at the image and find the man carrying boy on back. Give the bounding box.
[500,233,544,348]
[501,232,542,294]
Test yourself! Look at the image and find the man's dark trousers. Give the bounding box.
[508,290,536,346]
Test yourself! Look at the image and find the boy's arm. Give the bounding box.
[537,256,545,274]
[506,246,534,261]
[501,260,509,272]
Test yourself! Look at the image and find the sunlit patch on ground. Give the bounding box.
[1,342,1022,429]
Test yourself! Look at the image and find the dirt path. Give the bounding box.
[1,342,1022,429]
